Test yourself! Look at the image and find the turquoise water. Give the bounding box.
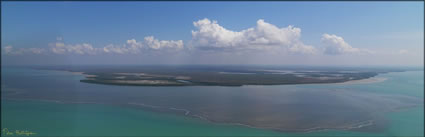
[4,100,422,137]
[298,71,424,97]
[1,100,285,136]
[1,68,424,136]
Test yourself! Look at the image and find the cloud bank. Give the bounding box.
[321,33,372,55]
[42,36,183,55]
[50,42,99,55]
[2,19,384,57]
[191,18,316,54]
[2,45,47,55]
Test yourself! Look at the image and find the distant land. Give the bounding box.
[31,65,407,86]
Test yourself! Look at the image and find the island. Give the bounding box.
[34,65,403,86]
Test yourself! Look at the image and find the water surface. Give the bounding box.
[1,68,423,136]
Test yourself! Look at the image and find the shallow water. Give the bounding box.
[1,68,424,136]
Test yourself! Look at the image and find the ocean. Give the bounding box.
[1,67,423,136]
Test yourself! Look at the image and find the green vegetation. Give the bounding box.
[76,67,381,86]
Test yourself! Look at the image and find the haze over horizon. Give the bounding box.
[1,2,424,66]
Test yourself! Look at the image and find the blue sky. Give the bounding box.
[1,2,423,66]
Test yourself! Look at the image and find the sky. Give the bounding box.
[1,2,424,66]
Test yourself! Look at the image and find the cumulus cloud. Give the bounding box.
[321,34,373,55]
[101,39,142,54]
[49,42,99,55]
[103,36,183,54]
[45,36,184,55]
[6,20,384,57]
[103,44,134,54]
[144,36,184,50]
[190,18,316,54]
[3,19,318,56]
[2,45,46,55]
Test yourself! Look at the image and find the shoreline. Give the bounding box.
[38,68,384,86]
[337,77,388,85]
[64,70,384,87]
[32,68,390,87]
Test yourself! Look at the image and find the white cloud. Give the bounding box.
[126,39,143,50]
[321,34,372,55]
[102,39,142,54]
[2,45,46,55]
[103,44,131,54]
[190,18,316,54]
[49,42,99,55]
[3,45,13,54]
[103,36,183,54]
[27,48,46,54]
[47,36,183,55]
[68,43,98,55]
[103,43,142,54]
[144,36,184,50]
